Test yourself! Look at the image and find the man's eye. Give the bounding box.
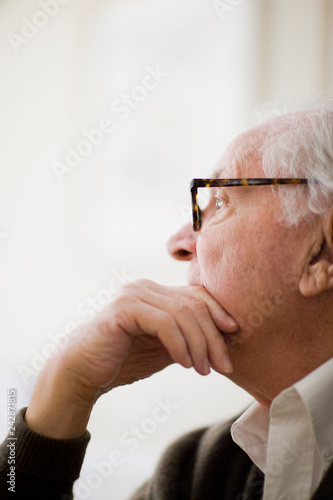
[215,197,228,210]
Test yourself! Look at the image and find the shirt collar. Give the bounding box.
[293,357,333,466]
[230,357,333,472]
[230,400,269,472]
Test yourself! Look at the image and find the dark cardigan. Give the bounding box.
[1,408,333,499]
[130,419,264,500]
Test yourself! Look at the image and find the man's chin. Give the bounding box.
[186,264,204,287]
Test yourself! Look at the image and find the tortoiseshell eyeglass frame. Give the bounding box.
[190,178,309,231]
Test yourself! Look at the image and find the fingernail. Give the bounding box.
[184,354,193,368]
[222,354,233,374]
[203,359,211,375]
[226,316,238,328]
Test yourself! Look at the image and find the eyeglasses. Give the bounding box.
[190,178,309,231]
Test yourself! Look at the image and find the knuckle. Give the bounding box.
[175,301,192,316]
[94,317,115,336]
[118,279,156,296]
[190,297,207,314]
[208,333,224,346]
[110,290,134,309]
[192,336,206,352]
[115,279,151,295]
[117,282,134,294]
[109,310,129,331]
[133,278,153,287]
[188,285,206,296]
[157,311,174,333]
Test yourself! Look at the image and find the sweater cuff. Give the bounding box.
[3,407,90,483]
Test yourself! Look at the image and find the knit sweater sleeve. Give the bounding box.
[0,407,90,499]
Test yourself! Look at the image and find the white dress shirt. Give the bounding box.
[231,357,333,500]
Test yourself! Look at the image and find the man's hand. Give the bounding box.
[25,280,238,439]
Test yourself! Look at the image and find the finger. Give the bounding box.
[188,286,238,333]
[113,300,194,370]
[169,304,211,375]
[123,283,211,374]
[124,282,230,375]
[328,264,333,289]
[185,287,236,372]
[137,280,238,333]
[133,282,235,372]
[189,299,233,374]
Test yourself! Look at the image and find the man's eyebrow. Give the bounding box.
[211,165,228,179]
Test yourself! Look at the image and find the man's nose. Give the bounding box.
[167,223,198,261]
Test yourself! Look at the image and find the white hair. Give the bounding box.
[261,99,333,226]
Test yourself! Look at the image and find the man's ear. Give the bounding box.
[299,210,333,297]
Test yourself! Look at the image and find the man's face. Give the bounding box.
[168,124,317,404]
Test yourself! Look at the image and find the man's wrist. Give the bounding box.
[25,399,92,440]
[25,355,94,439]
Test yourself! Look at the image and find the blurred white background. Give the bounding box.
[1,0,333,498]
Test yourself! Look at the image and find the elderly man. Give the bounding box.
[1,102,333,499]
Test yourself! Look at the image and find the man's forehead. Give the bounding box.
[212,125,268,179]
